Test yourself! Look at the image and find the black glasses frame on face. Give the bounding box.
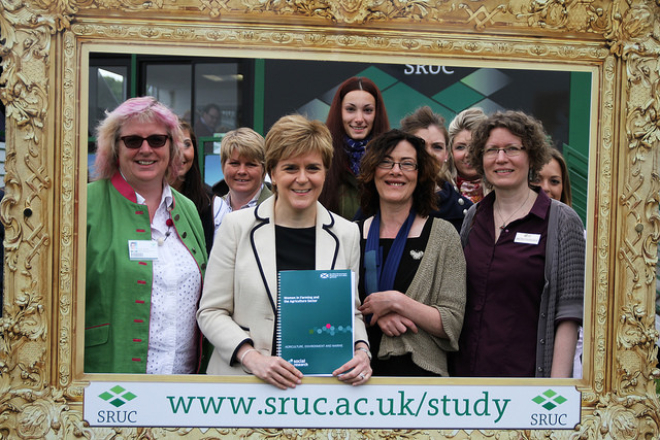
[120,134,170,149]
[377,159,419,171]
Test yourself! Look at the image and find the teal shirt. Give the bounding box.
[85,172,207,374]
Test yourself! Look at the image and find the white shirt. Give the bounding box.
[218,185,266,225]
[209,186,266,250]
[212,196,230,245]
[136,184,202,374]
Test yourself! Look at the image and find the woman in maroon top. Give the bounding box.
[452,111,585,378]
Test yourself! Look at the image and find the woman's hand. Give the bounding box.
[333,344,372,386]
[359,290,405,324]
[360,289,448,339]
[241,349,303,390]
[376,313,418,336]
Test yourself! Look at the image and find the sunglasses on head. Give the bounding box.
[120,134,170,149]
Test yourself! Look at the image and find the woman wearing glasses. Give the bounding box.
[451,110,585,378]
[356,130,466,376]
[86,96,207,374]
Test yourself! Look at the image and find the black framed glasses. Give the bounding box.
[120,134,170,149]
[377,159,418,171]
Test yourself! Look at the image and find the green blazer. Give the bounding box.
[85,172,207,374]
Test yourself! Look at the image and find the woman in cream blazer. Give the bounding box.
[197,114,371,389]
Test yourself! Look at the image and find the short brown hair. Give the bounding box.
[264,115,333,193]
[358,129,439,217]
[469,110,552,182]
[400,106,451,185]
[400,106,448,142]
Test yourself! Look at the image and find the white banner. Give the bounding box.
[84,382,580,430]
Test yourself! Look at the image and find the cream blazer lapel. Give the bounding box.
[250,197,278,315]
[315,202,340,270]
[250,199,342,313]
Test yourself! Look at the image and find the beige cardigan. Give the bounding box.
[376,217,467,376]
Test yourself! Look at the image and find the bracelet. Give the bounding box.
[355,346,372,361]
[239,348,257,373]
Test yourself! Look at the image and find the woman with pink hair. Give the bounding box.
[86,96,208,374]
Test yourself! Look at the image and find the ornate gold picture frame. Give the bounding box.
[1,0,659,438]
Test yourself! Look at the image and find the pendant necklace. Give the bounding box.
[495,189,531,230]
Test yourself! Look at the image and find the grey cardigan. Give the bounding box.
[460,198,585,377]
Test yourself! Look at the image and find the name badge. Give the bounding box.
[514,232,541,245]
[128,240,159,260]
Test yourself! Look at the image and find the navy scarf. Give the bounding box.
[363,209,416,323]
[344,136,371,176]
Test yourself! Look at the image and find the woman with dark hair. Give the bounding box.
[356,129,466,377]
[86,97,207,374]
[170,120,226,254]
[319,77,390,220]
[530,147,583,378]
[531,148,573,206]
[400,106,473,231]
[453,110,585,378]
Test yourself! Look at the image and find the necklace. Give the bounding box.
[495,189,531,230]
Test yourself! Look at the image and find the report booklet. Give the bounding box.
[276,269,355,375]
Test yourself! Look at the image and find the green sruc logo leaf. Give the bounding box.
[98,385,137,408]
[532,389,567,410]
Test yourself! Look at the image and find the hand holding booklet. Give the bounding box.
[276,269,355,375]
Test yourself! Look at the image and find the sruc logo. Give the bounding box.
[97,385,138,424]
[99,385,137,407]
[530,389,568,427]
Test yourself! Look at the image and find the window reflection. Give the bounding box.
[87,55,245,186]
[146,63,192,123]
[89,65,128,136]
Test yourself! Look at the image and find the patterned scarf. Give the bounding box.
[457,175,484,204]
[344,136,371,176]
